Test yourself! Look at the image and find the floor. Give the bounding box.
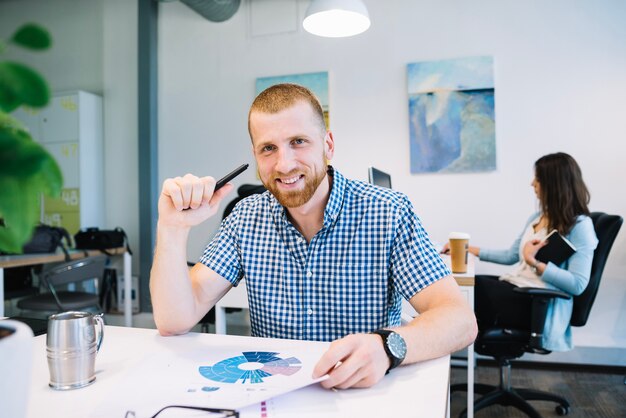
[450,362,626,418]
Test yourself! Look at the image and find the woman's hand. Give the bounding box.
[522,239,547,266]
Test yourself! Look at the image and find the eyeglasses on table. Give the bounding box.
[125,405,239,418]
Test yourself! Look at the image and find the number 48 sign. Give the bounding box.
[61,189,79,207]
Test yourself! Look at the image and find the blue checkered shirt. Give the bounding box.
[200,167,450,341]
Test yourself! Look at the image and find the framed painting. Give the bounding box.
[256,71,329,129]
[407,56,495,173]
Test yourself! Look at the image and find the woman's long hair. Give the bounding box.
[535,152,590,235]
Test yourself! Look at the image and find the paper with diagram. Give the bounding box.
[91,340,328,418]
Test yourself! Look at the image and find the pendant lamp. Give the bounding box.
[303,0,371,38]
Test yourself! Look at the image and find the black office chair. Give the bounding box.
[194,184,266,332]
[17,255,108,313]
[452,212,623,418]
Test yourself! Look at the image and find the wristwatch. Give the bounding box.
[370,329,407,373]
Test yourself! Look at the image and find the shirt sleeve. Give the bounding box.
[542,216,598,295]
[390,196,451,301]
[199,212,244,286]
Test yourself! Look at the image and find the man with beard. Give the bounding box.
[150,83,477,389]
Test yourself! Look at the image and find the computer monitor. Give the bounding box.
[368,167,392,189]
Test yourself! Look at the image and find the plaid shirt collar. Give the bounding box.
[268,166,345,230]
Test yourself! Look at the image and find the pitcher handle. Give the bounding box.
[94,313,105,352]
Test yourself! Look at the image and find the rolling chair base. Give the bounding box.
[451,382,570,418]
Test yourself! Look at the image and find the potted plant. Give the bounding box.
[0,23,62,253]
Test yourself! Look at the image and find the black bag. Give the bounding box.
[22,225,71,258]
[74,227,133,255]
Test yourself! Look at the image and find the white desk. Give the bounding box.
[24,325,450,417]
[0,248,132,327]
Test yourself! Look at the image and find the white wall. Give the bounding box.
[159,0,626,357]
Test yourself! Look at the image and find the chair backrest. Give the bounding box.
[222,184,266,220]
[570,212,623,327]
[42,255,108,288]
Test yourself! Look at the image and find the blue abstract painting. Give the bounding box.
[407,56,495,173]
[256,71,329,128]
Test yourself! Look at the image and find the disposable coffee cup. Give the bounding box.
[449,232,470,273]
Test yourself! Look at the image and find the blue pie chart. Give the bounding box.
[199,351,302,384]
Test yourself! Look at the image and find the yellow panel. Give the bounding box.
[44,188,80,212]
[43,210,80,236]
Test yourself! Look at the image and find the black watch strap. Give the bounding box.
[371,329,405,373]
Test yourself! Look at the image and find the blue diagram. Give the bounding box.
[199,351,302,384]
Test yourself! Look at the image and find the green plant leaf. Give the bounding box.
[0,127,48,177]
[0,112,63,186]
[0,62,50,112]
[0,158,62,203]
[0,177,42,253]
[0,83,21,113]
[0,110,29,134]
[0,113,63,252]
[0,153,62,253]
[10,23,52,50]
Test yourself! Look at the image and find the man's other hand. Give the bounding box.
[312,333,389,389]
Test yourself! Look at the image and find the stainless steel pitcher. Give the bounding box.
[46,311,104,390]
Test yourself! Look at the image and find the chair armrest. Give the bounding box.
[513,287,571,300]
[512,287,571,350]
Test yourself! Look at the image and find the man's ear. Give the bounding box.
[324,131,335,161]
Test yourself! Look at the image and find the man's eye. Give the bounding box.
[262,145,275,152]
[293,138,305,145]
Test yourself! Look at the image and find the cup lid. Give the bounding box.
[449,232,470,239]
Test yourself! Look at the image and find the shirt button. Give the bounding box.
[306,271,313,278]
[307,308,313,315]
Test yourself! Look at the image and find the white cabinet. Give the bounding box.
[13,91,104,235]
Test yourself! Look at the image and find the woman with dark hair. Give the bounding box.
[445,152,598,350]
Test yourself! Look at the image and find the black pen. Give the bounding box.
[215,163,249,191]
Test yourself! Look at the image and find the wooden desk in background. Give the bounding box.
[25,326,450,417]
[0,248,132,327]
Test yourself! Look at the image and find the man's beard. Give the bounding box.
[263,161,328,208]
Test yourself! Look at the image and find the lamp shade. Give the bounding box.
[303,0,371,38]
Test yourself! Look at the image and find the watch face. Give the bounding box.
[387,332,407,359]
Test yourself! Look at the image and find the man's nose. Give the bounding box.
[275,148,297,174]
